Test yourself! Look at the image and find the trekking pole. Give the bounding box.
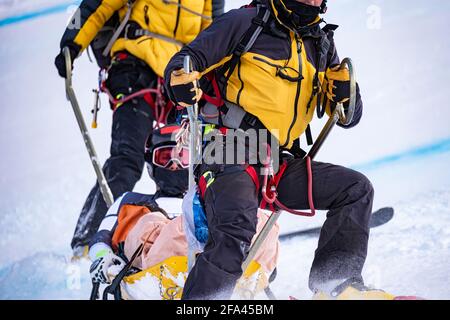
[241,58,357,282]
[63,47,114,208]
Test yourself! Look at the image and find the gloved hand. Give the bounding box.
[54,43,80,78]
[323,64,351,104]
[89,248,126,284]
[169,68,202,108]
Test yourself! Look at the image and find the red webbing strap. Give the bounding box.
[143,92,156,110]
[202,73,224,107]
[245,165,260,192]
[198,175,208,199]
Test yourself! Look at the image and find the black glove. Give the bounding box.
[169,68,202,107]
[328,82,360,113]
[323,65,351,104]
[54,43,80,78]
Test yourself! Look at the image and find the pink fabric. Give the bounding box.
[252,211,279,274]
[124,211,170,270]
[125,209,279,273]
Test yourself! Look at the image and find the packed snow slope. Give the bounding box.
[0,0,449,299]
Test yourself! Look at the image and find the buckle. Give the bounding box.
[234,42,247,56]
[124,24,131,40]
[251,16,265,27]
[244,113,257,127]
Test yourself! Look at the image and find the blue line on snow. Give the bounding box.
[0,1,81,27]
[352,137,450,171]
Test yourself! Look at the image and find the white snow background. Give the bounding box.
[0,0,449,299]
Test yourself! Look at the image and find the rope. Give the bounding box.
[273,156,316,217]
[261,144,316,217]
[100,75,174,129]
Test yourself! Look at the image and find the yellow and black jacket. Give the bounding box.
[60,0,224,77]
[165,0,363,148]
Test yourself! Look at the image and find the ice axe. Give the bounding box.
[183,55,202,190]
[241,58,357,281]
[307,58,356,159]
[183,55,203,271]
[63,47,114,208]
[63,47,115,301]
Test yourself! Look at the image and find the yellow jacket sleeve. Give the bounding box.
[60,0,127,52]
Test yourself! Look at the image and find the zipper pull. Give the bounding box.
[295,35,303,79]
[296,36,302,54]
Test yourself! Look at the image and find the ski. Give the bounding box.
[280,207,394,241]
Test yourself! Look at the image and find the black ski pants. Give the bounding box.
[71,54,155,250]
[182,157,374,299]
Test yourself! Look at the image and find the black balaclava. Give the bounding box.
[284,0,321,27]
[144,124,189,198]
[148,164,188,198]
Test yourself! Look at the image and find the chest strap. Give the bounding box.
[124,22,185,47]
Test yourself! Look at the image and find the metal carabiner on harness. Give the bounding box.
[261,143,277,204]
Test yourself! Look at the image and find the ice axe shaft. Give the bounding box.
[241,211,281,273]
[241,58,357,278]
[63,47,114,208]
[183,55,202,271]
[308,57,356,159]
[183,55,202,190]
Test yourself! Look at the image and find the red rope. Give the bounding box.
[260,143,316,217]
[100,77,174,129]
[102,86,159,110]
[273,156,316,217]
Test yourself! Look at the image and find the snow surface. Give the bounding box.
[0,0,449,299]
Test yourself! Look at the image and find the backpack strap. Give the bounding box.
[221,5,271,83]
[102,242,144,300]
[102,0,135,57]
